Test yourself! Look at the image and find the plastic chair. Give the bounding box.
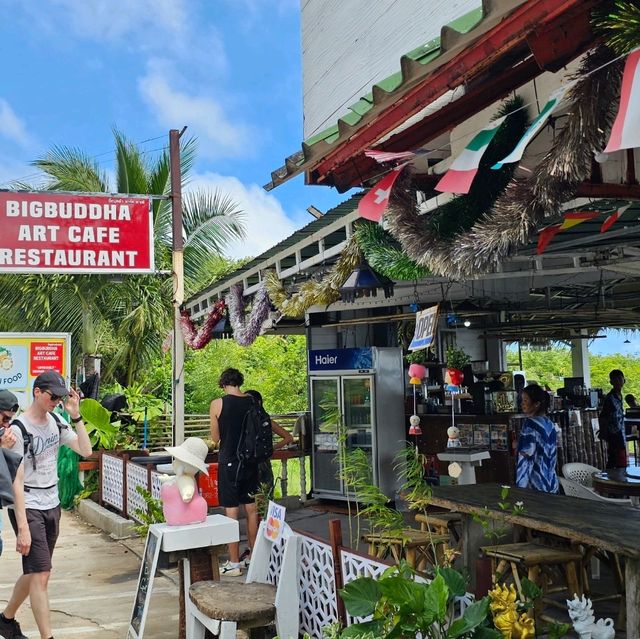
[559,477,632,504]
[562,463,600,488]
[186,520,300,639]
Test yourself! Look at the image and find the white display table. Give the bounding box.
[437,449,491,485]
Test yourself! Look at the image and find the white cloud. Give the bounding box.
[188,172,302,259]
[0,100,35,149]
[139,70,252,159]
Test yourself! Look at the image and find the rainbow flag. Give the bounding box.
[604,49,640,153]
[435,117,505,194]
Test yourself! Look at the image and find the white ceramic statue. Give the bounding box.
[566,594,615,639]
[160,437,209,526]
[447,425,461,447]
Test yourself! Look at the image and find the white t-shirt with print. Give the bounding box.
[9,413,78,510]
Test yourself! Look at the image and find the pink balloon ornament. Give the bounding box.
[408,363,427,385]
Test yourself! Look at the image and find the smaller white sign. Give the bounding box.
[409,305,439,351]
[264,500,286,542]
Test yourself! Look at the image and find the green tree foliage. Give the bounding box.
[139,335,309,414]
[507,346,640,396]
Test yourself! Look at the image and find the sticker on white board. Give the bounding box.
[264,500,286,542]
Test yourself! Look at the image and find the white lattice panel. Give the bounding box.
[101,454,124,511]
[150,470,162,500]
[298,535,338,639]
[126,462,149,523]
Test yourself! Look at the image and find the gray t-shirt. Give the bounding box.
[9,413,77,510]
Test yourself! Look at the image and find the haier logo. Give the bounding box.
[314,354,337,366]
[309,348,373,371]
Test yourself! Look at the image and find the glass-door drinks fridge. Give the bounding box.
[309,347,405,499]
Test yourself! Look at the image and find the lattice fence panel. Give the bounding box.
[101,454,124,512]
[298,535,338,639]
[126,462,149,523]
[150,470,163,501]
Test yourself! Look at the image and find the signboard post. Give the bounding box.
[0,332,71,406]
[409,305,439,352]
[0,191,153,274]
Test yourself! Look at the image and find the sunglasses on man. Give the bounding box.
[44,390,67,402]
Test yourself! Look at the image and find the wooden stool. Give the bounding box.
[362,528,450,572]
[189,581,276,639]
[415,512,462,547]
[481,542,583,619]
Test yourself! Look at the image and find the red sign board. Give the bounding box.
[0,191,154,273]
[30,341,64,376]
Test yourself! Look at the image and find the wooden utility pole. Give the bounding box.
[170,128,186,445]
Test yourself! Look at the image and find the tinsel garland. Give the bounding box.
[354,221,429,280]
[593,0,640,55]
[385,45,623,278]
[180,299,226,349]
[227,282,272,346]
[265,236,361,317]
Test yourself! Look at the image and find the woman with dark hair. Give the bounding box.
[245,390,294,498]
[516,384,559,493]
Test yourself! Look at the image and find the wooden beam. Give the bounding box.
[575,182,640,199]
[310,0,599,186]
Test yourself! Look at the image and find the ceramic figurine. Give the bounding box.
[566,594,615,639]
[409,414,422,436]
[447,425,461,447]
[488,583,535,639]
[160,437,209,526]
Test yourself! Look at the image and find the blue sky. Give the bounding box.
[0,0,344,258]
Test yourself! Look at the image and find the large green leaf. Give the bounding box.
[378,576,425,615]
[339,578,381,618]
[339,620,385,639]
[438,567,468,598]
[448,598,491,637]
[80,398,112,430]
[423,574,448,622]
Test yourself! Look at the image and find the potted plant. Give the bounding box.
[445,345,470,387]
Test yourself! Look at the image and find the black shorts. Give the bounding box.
[9,506,61,573]
[217,460,259,508]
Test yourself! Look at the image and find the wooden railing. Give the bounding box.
[136,412,306,450]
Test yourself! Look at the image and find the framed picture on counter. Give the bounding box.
[490,424,508,451]
[473,424,490,447]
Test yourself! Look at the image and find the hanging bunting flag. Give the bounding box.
[536,211,599,254]
[364,149,417,163]
[435,116,506,194]
[600,204,631,233]
[536,224,561,255]
[358,164,407,222]
[493,85,571,169]
[604,49,640,153]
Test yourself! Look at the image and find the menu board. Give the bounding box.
[128,526,162,639]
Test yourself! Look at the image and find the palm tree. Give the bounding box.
[0,131,244,385]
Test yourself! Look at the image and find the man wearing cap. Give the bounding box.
[0,372,92,639]
[0,390,30,561]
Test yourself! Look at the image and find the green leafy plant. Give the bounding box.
[132,486,165,536]
[471,485,525,543]
[74,469,99,504]
[338,562,497,639]
[445,345,471,370]
[405,349,432,365]
[79,398,120,449]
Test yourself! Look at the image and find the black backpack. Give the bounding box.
[236,400,273,464]
[12,412,66,472]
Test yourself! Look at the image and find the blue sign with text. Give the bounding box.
[308,348,373,372]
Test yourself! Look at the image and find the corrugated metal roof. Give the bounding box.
[264,0,527,191]
[185,193,363,308]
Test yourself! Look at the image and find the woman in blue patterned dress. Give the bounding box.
[516,384,559,493]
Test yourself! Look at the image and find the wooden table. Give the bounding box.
[428,483,640,638]
[593,468,640,506]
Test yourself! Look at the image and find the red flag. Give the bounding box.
[536,224,561,255]
[600,205,630,233]
[358,165,407,221]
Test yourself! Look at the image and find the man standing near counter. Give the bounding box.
[599,369,628,469]
[0,371,92,639]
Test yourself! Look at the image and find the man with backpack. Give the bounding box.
[209,367,262,577]
[0,371,92,639]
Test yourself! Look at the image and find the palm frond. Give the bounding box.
[113,129,150,195]
[32,145,109,192]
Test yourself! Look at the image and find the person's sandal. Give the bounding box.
[220,560,243,577]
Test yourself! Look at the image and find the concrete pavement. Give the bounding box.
[0,510,180,639]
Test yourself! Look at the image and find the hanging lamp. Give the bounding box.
[339,259,394,303]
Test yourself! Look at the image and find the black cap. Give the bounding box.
[0,389,19,412]
[33,371,70,397]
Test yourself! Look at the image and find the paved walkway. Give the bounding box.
[0,510,180,639]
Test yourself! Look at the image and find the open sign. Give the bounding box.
[409,305,439,351]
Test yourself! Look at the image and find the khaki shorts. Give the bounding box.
[9,505,61,573]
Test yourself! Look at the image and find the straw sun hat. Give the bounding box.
[165,437,209,474]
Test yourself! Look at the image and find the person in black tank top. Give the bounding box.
[210,368,259,576]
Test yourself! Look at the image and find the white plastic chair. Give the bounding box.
[185,520,300,639]
[559,477,632,504]
[562,463,600,488]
